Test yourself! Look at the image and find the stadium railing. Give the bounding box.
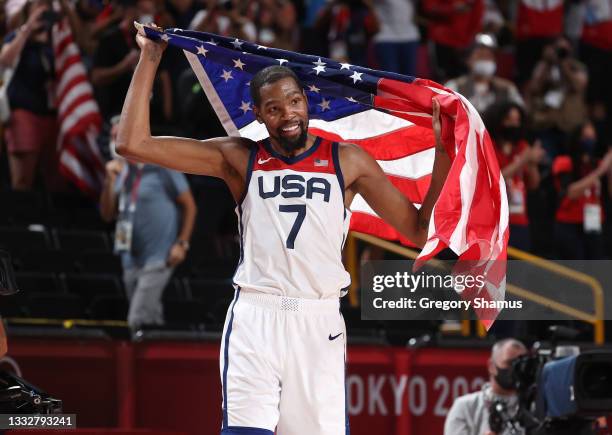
[345,232,605,344]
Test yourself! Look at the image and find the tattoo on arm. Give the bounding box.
[147,50,161,63]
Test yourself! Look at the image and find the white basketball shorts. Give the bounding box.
[219,288,349,435]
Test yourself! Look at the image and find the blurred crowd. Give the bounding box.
[0,0,612,261]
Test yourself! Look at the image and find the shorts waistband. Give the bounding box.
[237,290,340,314]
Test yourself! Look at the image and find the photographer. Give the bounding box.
[526,36,588,157]
[444,339,527,435]
[0,0,62,191]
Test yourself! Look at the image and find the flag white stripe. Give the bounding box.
[351,193,421,216]
[58,82,91,116]
[55,44,80,74]
[377,148,434,179]
[59,101,99,137]
[448,97,481,254]
[59,150,97,187]
[184,50,240,136]
[310,109,413,139]
[57,62,88,98]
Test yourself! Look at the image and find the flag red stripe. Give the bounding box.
[57,75,89,109]
[310,125,435,160]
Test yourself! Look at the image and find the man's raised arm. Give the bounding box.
[116,24,249,183]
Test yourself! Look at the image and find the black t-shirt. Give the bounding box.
[4,31,56,116]
[92,25,168,122]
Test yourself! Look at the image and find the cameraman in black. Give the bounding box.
[444,339,528,435]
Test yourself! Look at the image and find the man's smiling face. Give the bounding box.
[254,76,309,154]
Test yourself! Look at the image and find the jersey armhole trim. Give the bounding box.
[332,141,345,203]
[237,144,258,206]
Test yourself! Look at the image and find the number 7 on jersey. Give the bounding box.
[279,204,306,249]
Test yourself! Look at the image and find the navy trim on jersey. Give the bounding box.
[222,288,241,429]
[221,427,274,435]
[236,203,245,266]
[331,142,345,201]
[238,144,258,206]
[262,136,322,165]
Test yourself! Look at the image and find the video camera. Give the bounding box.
[0,371,62,414]
[489,326,612,435]
[0,250,63,414]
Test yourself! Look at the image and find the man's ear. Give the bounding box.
[253,106,263,124]
[487,357,496,376]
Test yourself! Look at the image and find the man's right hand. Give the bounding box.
[135,23,167,63]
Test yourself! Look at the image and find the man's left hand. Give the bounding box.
[167,243,187,267]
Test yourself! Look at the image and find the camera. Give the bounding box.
[0,370,62,414]
[38,9,60,32]
[218,0,233,11]
[488,327,612,435]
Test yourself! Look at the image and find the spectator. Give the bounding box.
[526,36,589,157]
[421,0,484,82]
[100,118,197,333]
[190,0,257,42]
[0,1,61,190]
[446,34,524,115]
[513,0,564,85]
[253,0,299,51]
[444,338,528,435]
[91,0,173,127]
[485,102,543,251]
[314,0,379,66]
[300,0,329,56]
[165,0,199,29]
[372,0,420,76]
[552,124,612,260]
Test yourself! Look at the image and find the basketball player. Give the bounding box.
[116,24,451,435]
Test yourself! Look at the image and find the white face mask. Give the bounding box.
[472,60,496,78]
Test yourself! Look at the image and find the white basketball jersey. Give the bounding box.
[233,137,352,299]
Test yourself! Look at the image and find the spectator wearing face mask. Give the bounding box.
[485,102,543,251]
[444,339,528,435]
[526,37,588,157]
[552,123,612,260]
[446,34,524,115]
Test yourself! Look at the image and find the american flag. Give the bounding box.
[53,20,105,197]
[142,25,509,328]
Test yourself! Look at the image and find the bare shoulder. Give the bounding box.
[216,136,256,173]
[337,141,374,166]
[338,142,380,186]
[218,136,256,159]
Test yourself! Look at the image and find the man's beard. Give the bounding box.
[275,124,308,154]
